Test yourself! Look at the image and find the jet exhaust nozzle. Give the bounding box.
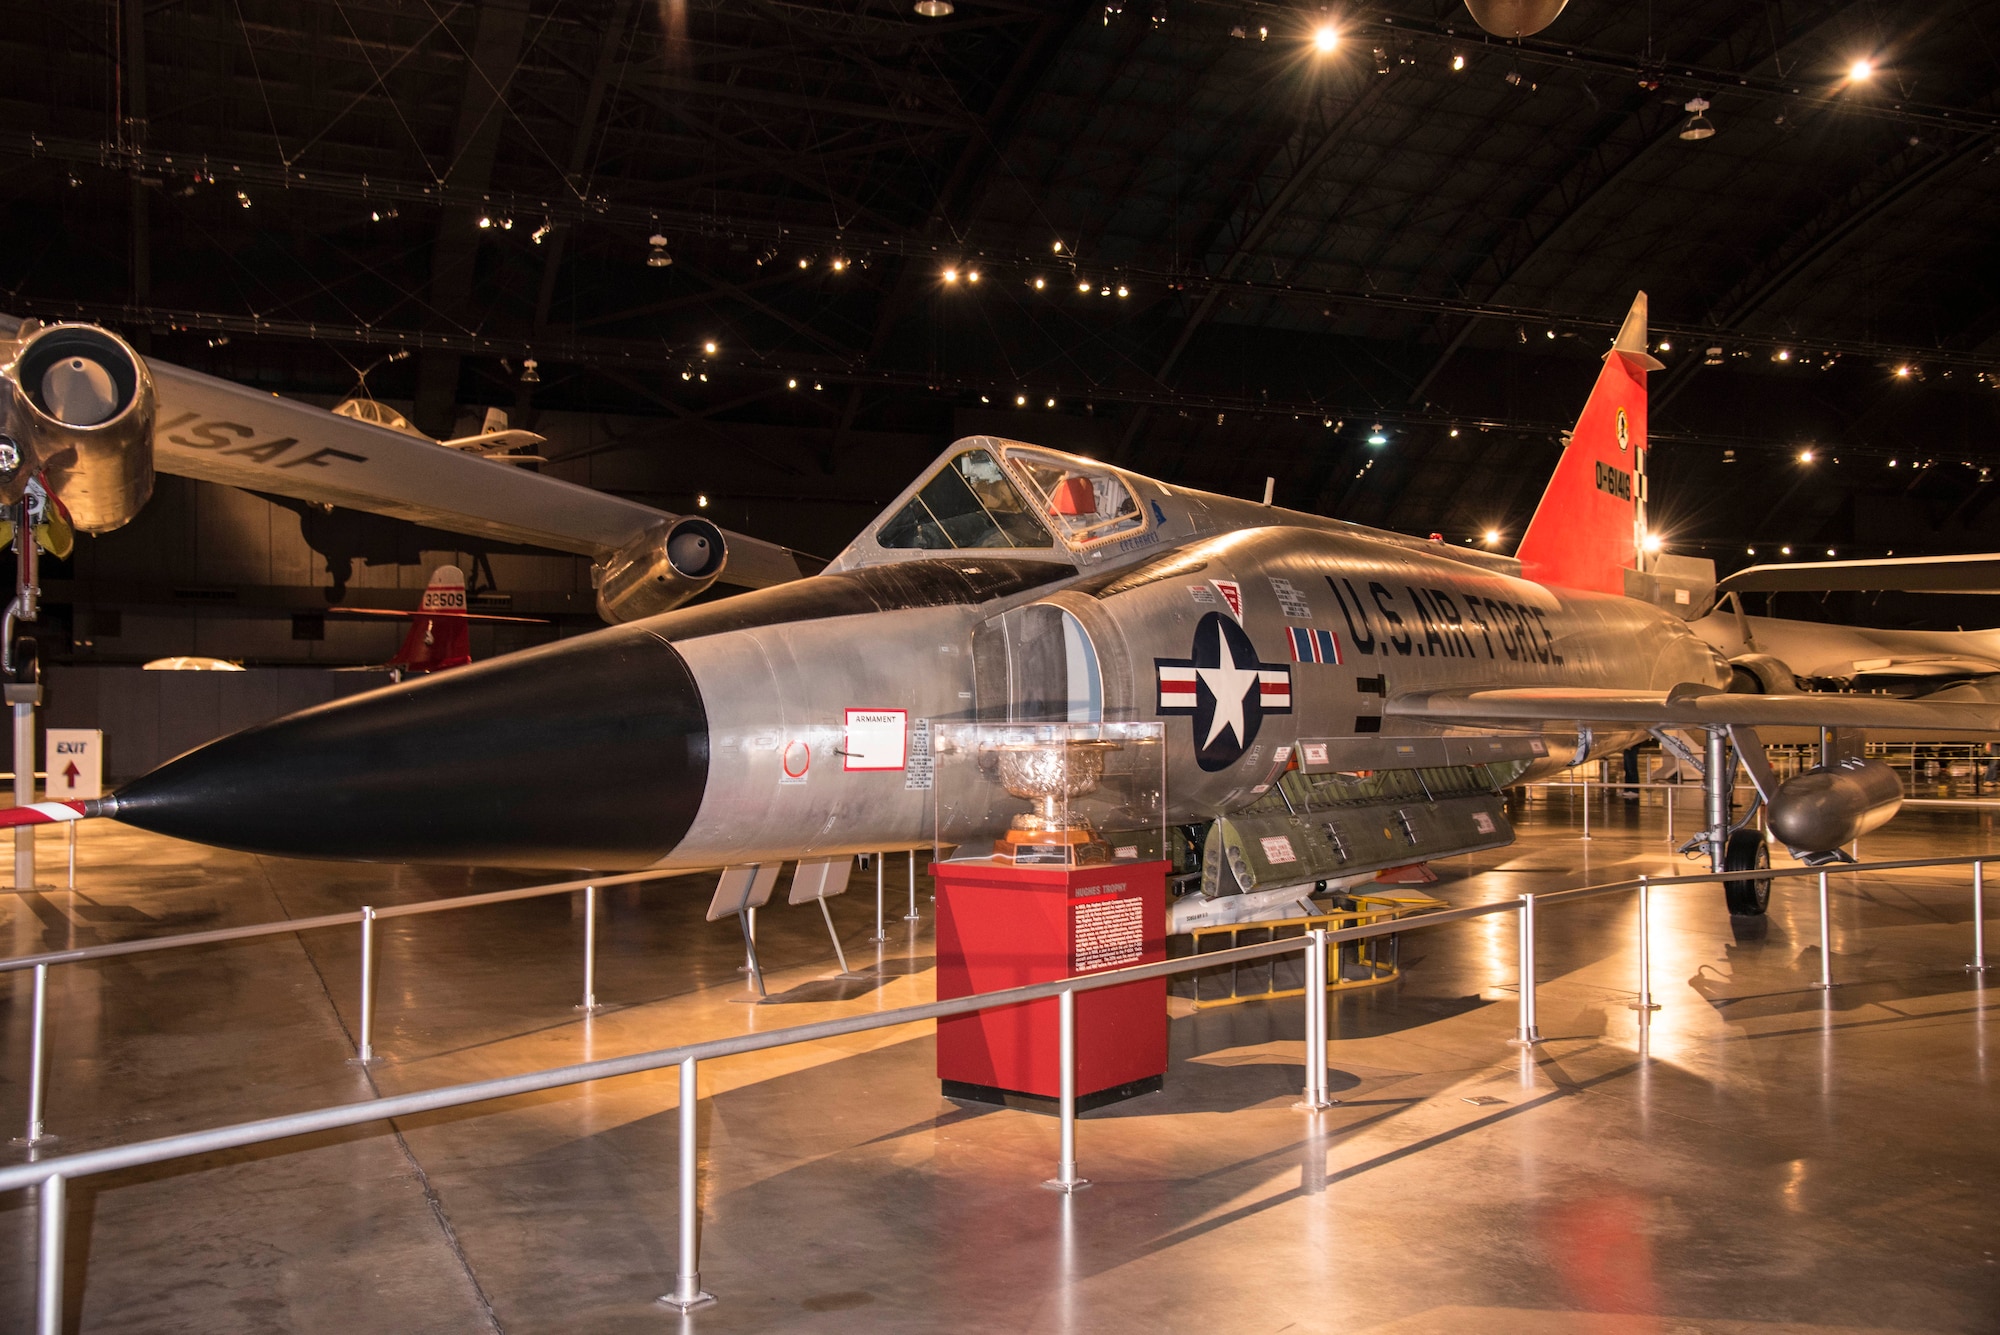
[595,515,729,622]
[1766,757,1902,854]
[2,323,156,531]
[109,621,712,869]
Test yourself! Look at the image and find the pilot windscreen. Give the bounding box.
[877,449,1053,550]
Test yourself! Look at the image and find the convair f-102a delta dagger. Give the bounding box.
[10,295,1998,923]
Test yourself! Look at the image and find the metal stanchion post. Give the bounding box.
[36,1173,63,1335]
[1510,894,1543,1046]
[1665,783,1674,842]
[1629,877,1661,1013]
[15,963,53,1145]
[1972,861,1991,973]
[903,849,921,922]
[1043,988,1090,1192]
[869,852,887,943]
[65,823,74,891]
[658,1057,716,1311]
[578,885,599,1013]
[357,907,377,1062]
[1815,871,1833,990]
[1296,929,1333,1110]
[13,693,35,890]
[1580,771,1591,840]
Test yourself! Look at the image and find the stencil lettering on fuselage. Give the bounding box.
[1326,576,1563,665]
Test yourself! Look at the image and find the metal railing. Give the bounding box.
[0,849,936,1145]
[3,848,1994,1332]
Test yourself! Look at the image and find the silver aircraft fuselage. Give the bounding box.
[109,435,1728,870]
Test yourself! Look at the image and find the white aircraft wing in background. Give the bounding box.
[145,358,811,589]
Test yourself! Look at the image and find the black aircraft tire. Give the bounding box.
[1723,828,1772,916]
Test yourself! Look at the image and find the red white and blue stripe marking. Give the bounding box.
[1287,626,1342,664]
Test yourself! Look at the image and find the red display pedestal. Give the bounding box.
[935,859,1169,1110]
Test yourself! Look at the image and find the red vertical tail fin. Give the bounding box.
[387,565,473,673]
[1514,293,1664,595]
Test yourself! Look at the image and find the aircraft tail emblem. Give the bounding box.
[1513,292,1664,595]
[391,565,473,673]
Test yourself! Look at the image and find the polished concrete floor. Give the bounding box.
[0,783,1996,1333]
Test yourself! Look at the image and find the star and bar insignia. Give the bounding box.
[1156,611,1291,771]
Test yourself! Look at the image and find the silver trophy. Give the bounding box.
[993,739,1119,864]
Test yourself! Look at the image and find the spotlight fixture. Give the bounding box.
[814,382,822,391]
[1657,339,1671,352]
[1774,348,1791,362]
[1679,97,1714,140]
[1323,417,1334,428]
[787,378,798,389]
[236,190,252,208]
[1641,532,1663,554]
[531,221,551,244]
[1826,548,1837,557]
[1705,346,1724,365]
[1848,57,1874,81]
[478,215,493,229]
[1449,427,1460,437]
[1746,547,1756,556]
[520,358,540,384]
[1053,240,1065,254]
[799,257,812,269]
[1077,279,1092,294]
[829,256,846,272]
[1032,277,1046,290]
[1313,26,1338,52]
[1895,364,1913,378]
[1116,285,1129,298]
[1451,52,1466,71]
[1367,425,1388,446]
[967,269,981,284]
[703,340,718,355]
[697,493,710,508]
[647,234,672,267]
[1798,449,1814,463]
[942,267,959,284]
[1373,46,1390,74]
[1045,398,1056,408]
[1484,529,1501,545]
[913,0,953,15]
[1781,546,1792,555]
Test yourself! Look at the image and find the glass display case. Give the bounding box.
[932,721,1166,866]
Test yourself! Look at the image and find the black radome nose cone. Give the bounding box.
[113,623,708,869]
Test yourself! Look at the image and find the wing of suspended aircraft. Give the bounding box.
[1387,684,2000,731]
[147,358,808,586]
[0,314,811,593]
[1717,553,2000,597]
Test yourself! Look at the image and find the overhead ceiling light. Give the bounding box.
[1657,339,1671,352]
[1641,532,1664,553]
[1313,26,1338,52]
[1045,398,1056,408]
[1895,364,1913,378]
[1015,394,1027,406]
[1827,548,1837,557]
[696,493,710,508]
[519,358,540,384]
[1367,425,1388,445]
[1451,53,1466,71]
[647,233,672,267]
[942,267,959,283]
[1032,277,1046,290]
[1798,449,1814,463]
[1077,279,1092,293]
[1116,285,1129,298]
[967,269,981,284]
[914,0,953,16]
[1746,547,1756,556]
[1679,97,1714,141]
[1449,427,1460,437]
[787,378,798,389]
[1484,529,1501,545]
[1848,57,1874,81]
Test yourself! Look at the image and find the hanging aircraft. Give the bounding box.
[9,293,1999,923]
[332,399,548,465]
[0,315,816,625]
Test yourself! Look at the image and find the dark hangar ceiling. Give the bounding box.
[3,0,1999,573]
